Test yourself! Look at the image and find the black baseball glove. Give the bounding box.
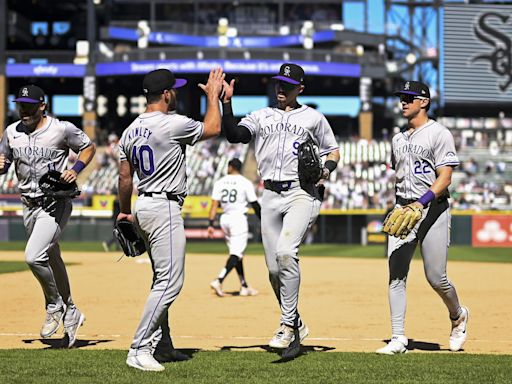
[39,170,80,199]
[113,220,146,257]
[298,138,322,185]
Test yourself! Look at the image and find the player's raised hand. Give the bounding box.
[221,79,236,103]
[0,154,6,170]
[207,225,215,239]
[117,212,134,223]
[198,67,225,99]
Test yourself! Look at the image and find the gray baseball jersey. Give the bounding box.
[385,119,463,340]
[239,105,338,180]
[0,117,92,197]
[239,104,339,328]
[119,111,204,196]
[391,119,460,200]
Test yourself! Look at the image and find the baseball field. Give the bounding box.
[0,242,511,383]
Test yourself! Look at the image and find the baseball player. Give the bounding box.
[118,68,224,371]
[376,80,469,355]
[221,63,340,349]
[208,158,261,297]
[0,85,95,347]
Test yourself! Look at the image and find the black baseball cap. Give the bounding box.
[142,69,187,94]
[272,63,304,85]
[228,158,242,171]
[13,85,45,104]
[394,80,430,98]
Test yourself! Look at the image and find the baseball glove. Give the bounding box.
[382,203,423,239]
[39,170,80,199]
[298,138,322,185]
[113,220,146,257]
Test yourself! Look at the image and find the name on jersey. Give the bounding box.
[393,142,432,159]
[258,122,310,140]
[13,146,59,161]
[126,126,153,141]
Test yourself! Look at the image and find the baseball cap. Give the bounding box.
[394,80,430,98]
[272,63,304,85]
[228,158,242,171]
[13,85,45,104]
[142,69,187,94]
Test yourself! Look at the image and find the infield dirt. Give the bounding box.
[0,251,510,354]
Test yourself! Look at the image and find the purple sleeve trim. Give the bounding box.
[418,190,435,207]
[71,160,86,174]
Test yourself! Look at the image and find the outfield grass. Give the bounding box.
[0,261,28,274]
[0,242,511,263]
[0,350,510,384]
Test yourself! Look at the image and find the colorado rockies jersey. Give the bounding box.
[119,111,204,196]
[211,174,257,215]
[391,119,459,200]
[239,105,338,181]
[0,116,92,198]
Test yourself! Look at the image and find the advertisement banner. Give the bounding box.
[472,215,512,247]
[182,195,211,218]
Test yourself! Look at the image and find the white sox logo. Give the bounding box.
[21,88,29,97]
[284,66,291,77]
[471,12,512,92]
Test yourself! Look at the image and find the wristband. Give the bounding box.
[418,190,435,207]
[222,101,233,115]
[71,160,86,174]
[324,160,337,173]
[208,219,214,227]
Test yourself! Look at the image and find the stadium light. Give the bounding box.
[301,21,315,50]
[137,20,150,49]
[330,23,344,31]
[356,45,364,56]
[279,26,290,35]
[74,40,89,64]
[405,53,417,65]
[197,51,204,60]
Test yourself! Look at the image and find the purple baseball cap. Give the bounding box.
[143,69,187,94]
[272,63,304,85]
[13,85,45,104]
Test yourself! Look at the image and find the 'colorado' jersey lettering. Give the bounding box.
[0,117,92,197]
[239,105,338,181]
[391,120,459,200]
[119,111,204,195]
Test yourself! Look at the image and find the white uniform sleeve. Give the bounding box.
[245,179,258,203]
[314,114,339,156]
[171,115,204,146]
[211,180,222,201]
[0,132,13,163]
[238,110,260,136]
[434,129,460,169]
[64,122,92,152]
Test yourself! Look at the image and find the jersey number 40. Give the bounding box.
[131,145,155,176]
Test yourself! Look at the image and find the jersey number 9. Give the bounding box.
[131,145,155,176]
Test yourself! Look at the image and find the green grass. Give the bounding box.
[0,350,510,384]
[0,261,29,274]
[0,242,511,263]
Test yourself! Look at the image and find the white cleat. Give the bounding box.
[126,349,165,372]
[210,279,224,297]
[40,305,66,338]
[239,286,258,296]
[376,335,408,355]
[268,323,309,349]
[64,306,86,348]
[450,306,469,352]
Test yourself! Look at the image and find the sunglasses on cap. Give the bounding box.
[400,94,428,104]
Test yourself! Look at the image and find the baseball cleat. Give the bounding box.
[64,306,86,348]
[449,306,469,352]
[154,348,191,363]
[268,323,309,349]
[126,349,165,372]
[239,286,258,296]
[210,279,224,297]
[40,305,66,338]
[376,335,408,355]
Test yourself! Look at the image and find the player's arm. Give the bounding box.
[61,143,96,183]
[117,159,134,222]
[221,79,252,144]
[0,134,13,175]
[320,149,340,180]
[198,67,224,140]
[207,199,220,238]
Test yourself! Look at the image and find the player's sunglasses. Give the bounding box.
[276,80,298,91]
[17,102,41,114]
[399,94,428,104]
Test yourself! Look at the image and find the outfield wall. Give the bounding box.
[1,211,510,246]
